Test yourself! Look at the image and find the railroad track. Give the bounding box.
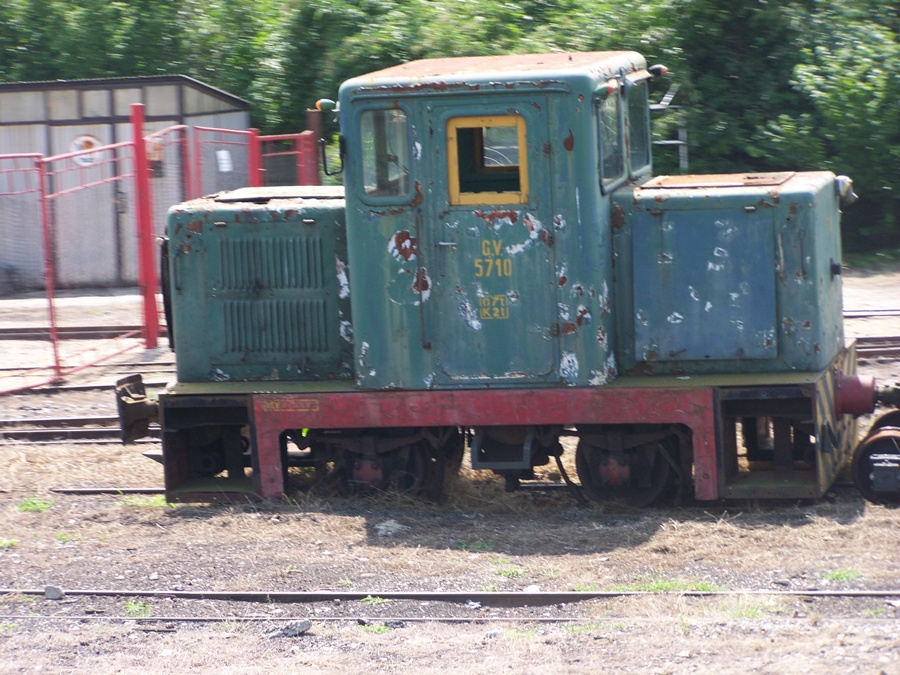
[0,415,159,442]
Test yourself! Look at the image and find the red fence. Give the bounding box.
[0,106,319,394]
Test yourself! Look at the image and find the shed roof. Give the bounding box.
[0,74,248,109]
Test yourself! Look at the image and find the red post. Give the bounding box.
[248,128,261,187]
[131,103,159,349]
[298,130,319,186]
[36,157,62,382]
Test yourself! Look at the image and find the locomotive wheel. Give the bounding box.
[392,442,434,495]
[864,411,900,439]
[575,439,674,507]
[851,430,900,505]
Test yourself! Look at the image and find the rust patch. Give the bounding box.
[411,182,425,207]
[814,342,820,353]
[389,231,418,261]
[578,94,585,102]
[789,202,799,215]
[187,221,203,234]
[558,275,567,287]
[413,268,430,293]
[475,210,519,224]
[563,129,575,152]
[576,307,590,326]
[562,322,577,335]
[543,142,551,157]
[611,204,626,229]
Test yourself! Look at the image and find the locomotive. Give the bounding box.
[116,50,900,505]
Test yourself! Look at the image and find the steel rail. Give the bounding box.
[4,588,900,607]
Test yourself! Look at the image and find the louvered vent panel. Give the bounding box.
[220,237,325,290]
[224,299,329,354]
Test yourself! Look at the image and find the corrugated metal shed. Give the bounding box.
[0,75,250,289]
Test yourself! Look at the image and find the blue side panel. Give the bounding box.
[632,207,776,361]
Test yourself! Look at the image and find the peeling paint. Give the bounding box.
[456,289,482,330]
[424,373,435,389]
[505,213,545,255]
[667,312,684,324]
[506,290,520,303]
[413,267,432,302]
[563,129,575,151]
[576,305,591,326]
[340,320,353,343]
[553,214,566,231]
[558,303,570,321]
[414,142,422,161]
[713,247,728,258]
[560,351,579,383]
[388,230,418,262]
[475,210,519,229]
[336,256,351,299]
[704,302,713,312]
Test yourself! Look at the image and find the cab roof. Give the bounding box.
[343,51,646,94]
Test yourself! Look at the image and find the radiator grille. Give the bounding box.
[224,299,330,354]
[219,237,325,290]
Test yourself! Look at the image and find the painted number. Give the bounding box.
[474,239,513,277]
[479,295,510,320]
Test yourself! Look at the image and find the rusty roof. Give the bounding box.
[351,51,644,85]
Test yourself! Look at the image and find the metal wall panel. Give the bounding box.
[146,85,179,117]
[0,125,47,154]
[48,90,78,121]
[82,90,111,118]
[114,88,142,117]
[0,91,45,123]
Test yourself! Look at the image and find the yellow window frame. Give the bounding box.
[447,115,529,206]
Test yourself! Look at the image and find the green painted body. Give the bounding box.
[167,186,353,383]
[610,171,844,375]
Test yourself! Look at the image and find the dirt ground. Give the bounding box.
[0,267,899,674]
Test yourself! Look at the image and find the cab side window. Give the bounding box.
[360,109,410,199]
[627,81,651,176]
[597,92,624,191]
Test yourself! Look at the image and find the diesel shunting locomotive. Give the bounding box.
[117,51,900,506]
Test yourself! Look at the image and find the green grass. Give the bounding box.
[822,568,862,583]
[611,575,722,593]
[564,621,605,635]
[568,583,600,592]
[123,600,152,618]
[17,497,52,513]
[0,622,16,634]
[118,494,173,509]
[360,624,391,634]
[360,595,391,606]
[0,539,18,550]
[496,566,524,579]
[455,538,493,552]
[55,533,82,544]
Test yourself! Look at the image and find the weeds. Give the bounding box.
[55,533,82,544]
[361,596,390,606]
[0,539,18,550]
[568,583,599,592]
[565,621,605,635]
[496,566,524,579]
[118,494,173,509]
[123,600,152,618]
[612,575,721,593]
[17,497,52,513]
[0,622,15,634]
[360,624,391,634]
[455,538,493,552]
[822,568,861,583]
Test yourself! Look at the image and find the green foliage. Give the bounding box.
[17,497,52,513]
[0,539,18,550]
[360,595,391,606]
[118,494,174,509]
[1,0,898,246]
[123,599,152,618]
